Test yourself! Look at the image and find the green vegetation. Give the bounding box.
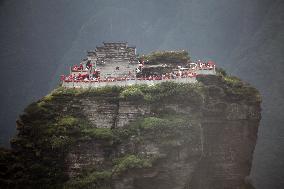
[62,113,194,186]
[1,72,261,188]
[141,50,190,65]
[81,128,113,140]
[50,135,73,150]
[58,116,79,127]
[215,67,261,103]
[119,87,144,101]
[139,117,168,129]
[224,76,260,103]
[64,171,111,189]
[62,114,192,187]
[24,102,50,116]
[135,115,190,130]
[113,155,153,175]
[111,126,138,143]
[216,67,227,77]
[223,75,242,86]
[119,82,205,106]
[42,93,54,102]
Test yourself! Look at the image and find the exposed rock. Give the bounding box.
[0,75,261,189]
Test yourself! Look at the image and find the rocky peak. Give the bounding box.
[0,72,261,189]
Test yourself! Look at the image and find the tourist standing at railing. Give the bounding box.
[79,63,83,70]
[60,75,65,81]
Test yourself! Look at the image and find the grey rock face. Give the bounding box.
[63,78,260,189]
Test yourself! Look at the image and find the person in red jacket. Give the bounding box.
[79,63,83,70]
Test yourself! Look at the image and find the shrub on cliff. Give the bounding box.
[141,50,190,65]
[81,128,113,140]
[112,155,152,175]
[58,116,79,127]
[140,117,170,129]
[216,67,227,77]
[50,135,73,150]
[24,101,53,120]
[222,75,261,102]
[210,68,261,103]
[119,87,144,100]
[119,82,204,106]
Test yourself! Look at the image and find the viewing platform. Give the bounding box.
[61,69,216,89]
[60,42,217,89]
[62,76,197,89]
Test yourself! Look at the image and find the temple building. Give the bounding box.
[86,42,139,78]
[67,42,216,85]
[63,43,217,88]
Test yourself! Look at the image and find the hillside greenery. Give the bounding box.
[4,82,197,188]
[140,50,190,65]
[216,68,262,103]
[119,81,205,106]
[0,76,260,189]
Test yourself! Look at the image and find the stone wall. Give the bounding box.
[96,60,137,78]
[87,42,139,77]
[78,97,151,129]
[62,77,197,88]
[196,69,216,75]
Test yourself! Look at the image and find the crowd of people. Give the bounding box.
[71,64,84,71]
[190,61,216,70]
[71,61,93,71]
[61,60,215,83]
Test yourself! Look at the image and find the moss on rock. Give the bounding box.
[112,155,153,175]
[0,73,261,189]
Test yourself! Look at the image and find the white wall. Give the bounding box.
[62,77,197,89]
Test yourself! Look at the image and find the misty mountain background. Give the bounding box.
[0,0,283,188]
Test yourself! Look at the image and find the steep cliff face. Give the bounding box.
[0,74,261,189]
[189,76,260,189]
